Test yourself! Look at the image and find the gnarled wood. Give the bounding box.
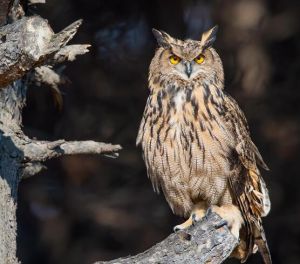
[0,16,88,88]
[96,211,238,264]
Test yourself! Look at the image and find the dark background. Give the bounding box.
[17,0,300,263]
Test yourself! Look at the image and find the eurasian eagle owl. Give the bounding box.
[136,26,271,263]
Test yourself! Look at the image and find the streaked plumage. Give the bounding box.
[136,26,271,263]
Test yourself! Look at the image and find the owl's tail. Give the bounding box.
[253,222,272,264]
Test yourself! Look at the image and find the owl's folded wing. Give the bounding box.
[223,93,271,262]
[223,93,270,215]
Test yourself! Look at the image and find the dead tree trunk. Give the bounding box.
[0,2,120,263]
[0,1,238,264]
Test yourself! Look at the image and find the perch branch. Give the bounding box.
[95,210,238,264]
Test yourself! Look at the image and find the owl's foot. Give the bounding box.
[191,208,206,223]
[173,205,206,232]
[211,205,243,239]
[173,217,192,232]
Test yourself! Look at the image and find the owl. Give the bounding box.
[136,26,272,263]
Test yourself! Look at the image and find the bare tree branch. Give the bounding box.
[95,210,238,264]
[51,44,91,64]
[0,16,89,88]
[28,0,46,4]
[22,139,122,162]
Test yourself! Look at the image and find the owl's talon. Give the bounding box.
[174,215,193,232]
[191,213,196,223]
[173,225,182,233]
[209,205,243,239]
[205,207,213,217]
[192,212,201,224]
[214,219,228,229]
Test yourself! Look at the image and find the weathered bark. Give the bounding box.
[0,15,85,88]
[96,210,238,264]
[0,4,120,263]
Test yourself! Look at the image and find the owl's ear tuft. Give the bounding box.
[200,25,218,48]
[152,28,173,49]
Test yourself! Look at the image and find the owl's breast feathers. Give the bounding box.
[137,77,270,233]
[137,77,234,203]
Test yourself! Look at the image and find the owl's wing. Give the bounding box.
[223,93,271,263]
[223,93,270,215]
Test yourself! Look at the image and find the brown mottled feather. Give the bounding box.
[137,27,271,263]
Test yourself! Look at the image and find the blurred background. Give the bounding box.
[17,0,300,263]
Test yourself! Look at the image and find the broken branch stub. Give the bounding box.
[0,16,86,88]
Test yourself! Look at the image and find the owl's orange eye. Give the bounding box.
[169,55,181,65]
[194,54,205,64]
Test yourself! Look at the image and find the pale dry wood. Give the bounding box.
[96,210,238,264]
[28,0,46,4]
[22,139,122,162]
[52,44,91,64]
[0,16,88,88]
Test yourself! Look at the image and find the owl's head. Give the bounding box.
[150,26,223,85]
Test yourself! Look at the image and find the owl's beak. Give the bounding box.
[184,62,192,78]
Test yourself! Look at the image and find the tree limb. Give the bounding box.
[51,44,91,64]
[95,210,238,264]
[22,139,122,162]
[0,16,89,88]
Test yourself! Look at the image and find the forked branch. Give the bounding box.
[0,16,89,88]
